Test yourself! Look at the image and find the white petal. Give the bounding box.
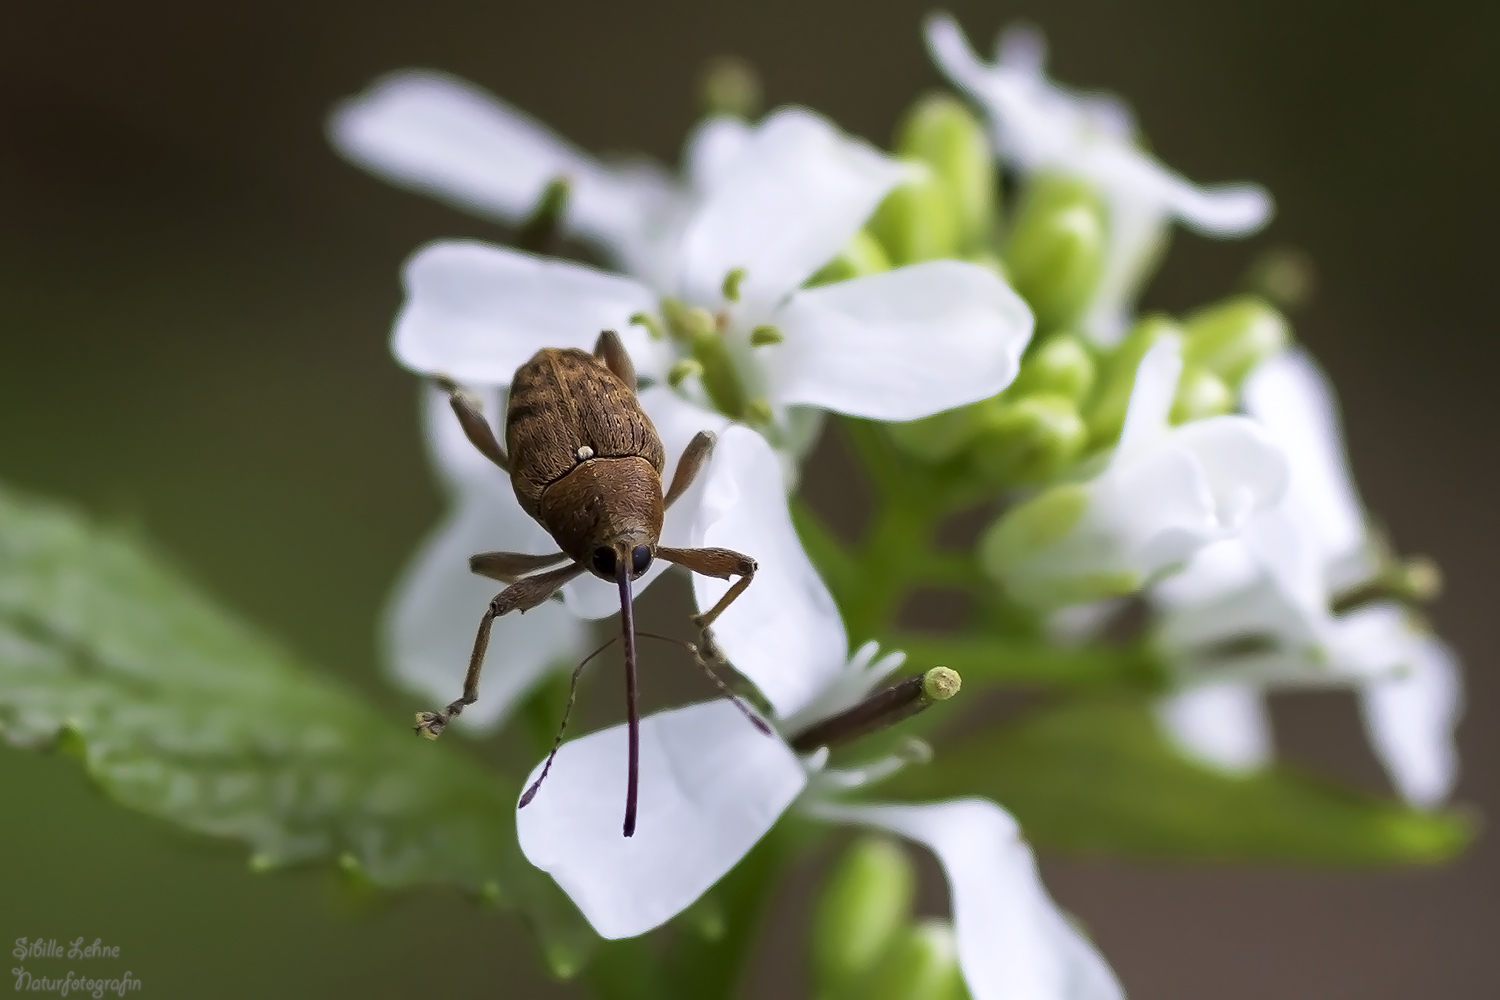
[1113,336,1182,461]
[676,108,906,310]
[384,495,583,731]
[1241,349,1367,568]
[1156,683,1273,773]
[329,71,675,255]
[769,261,1034,421]
[690,427,847,717]
[1169,416,1290,530]
[517,700,804,939]
[684,114,755,193]
[1358,636,1462,808]
[1160,179,1274,236]
[813,799,1123,1000]
[557,388,731,620]
[394,241,658,384]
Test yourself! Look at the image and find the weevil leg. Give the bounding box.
[469,550,571,583]
[663,430,717,510]
[414,561,585,739]
[654,546,756,661]
[593,329,637,393]
[433,375,510,472]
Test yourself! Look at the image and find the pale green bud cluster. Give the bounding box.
[869,94,997,267]
[811,838,968,1000]
[1002,174,1107,332]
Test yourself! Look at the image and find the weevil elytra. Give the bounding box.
[416,329,763,837]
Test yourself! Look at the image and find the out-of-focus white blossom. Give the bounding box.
[1153,350,1462,806]
[925,13,1272,344]
[982,337,1288,607]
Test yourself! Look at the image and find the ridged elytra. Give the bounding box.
[415,330,766,838]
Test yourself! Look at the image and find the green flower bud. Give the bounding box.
[1181,294,1291,387]
[1002,174,1106,331]
[812,837,916,994]
[1084,314,1183,446]
[970,394,1089,485]
[807,229,893,288]
[895,93,996,254]
[887,402,989,464]
[1170,365,1233,424]
[980,483,1091,574]
[831,920,967,1000]
[699,55,762,119]
[869,160,960,266]
[1006,332,1097,404]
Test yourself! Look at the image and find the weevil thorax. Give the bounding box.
[506,347,667,581]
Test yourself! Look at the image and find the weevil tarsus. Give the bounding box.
[413,560,584,739]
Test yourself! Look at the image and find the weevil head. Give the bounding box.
[539,456,664,581]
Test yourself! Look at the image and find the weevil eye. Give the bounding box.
[591,547,617,577]
[631,545,652,577]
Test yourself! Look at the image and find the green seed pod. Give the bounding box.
[895,93,996,254]
[1181,294,1291,387]
[1170,365,1234,424]
[1084,314,1183,446]
[831,920,968,1000]
[970,394,1089,485]
[869,159,961,266]
[1007,332,1097,405]
[812,837,917,995]
[1002,174,1106,331]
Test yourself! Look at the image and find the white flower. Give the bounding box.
[983,337,1288,607]
[334,71,1035,440]
[390,116,1033,441]
[329,69,679,278]
[924,13,1273,345]
[515,428,1122,999]
[1151,349,1462,806]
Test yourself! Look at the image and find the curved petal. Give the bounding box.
[1358,636,1462,808]
[677,108,906,310]
[689,427,848,717]
[812,799,1123,1000]
[684,114,755,194]
[769,261,1034,421]
[394,241,659,384]
[1241,349,1367,568]
[1156,682,1273,773]
[516,700,804,939]
[329,70,676,254]
[1170,416,1290,530]
[557,388,731,619]
[1113,336,1182,461]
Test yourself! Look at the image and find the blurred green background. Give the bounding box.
[1,0,1495,996]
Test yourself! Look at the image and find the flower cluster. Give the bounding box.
[331,10,1461,999]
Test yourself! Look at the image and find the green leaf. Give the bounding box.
[884,697,1472,865]
[0,484,593,958]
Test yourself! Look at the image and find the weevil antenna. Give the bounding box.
[518,634,620,810]
[618,560,641,838]
[635,630,772,737]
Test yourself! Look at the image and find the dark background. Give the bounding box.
[1,1,1495,997]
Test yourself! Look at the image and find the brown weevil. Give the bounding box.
[416,329,764,837]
